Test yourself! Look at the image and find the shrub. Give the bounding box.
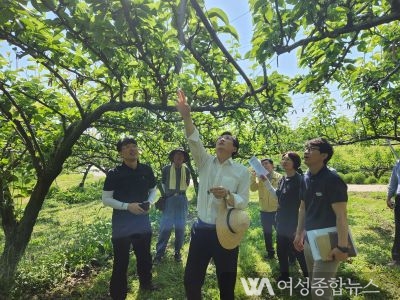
[12,218,112,298]
[49,181,102,204]
[352,172,366,184]
[342,173,353,184]
[379,176,390,184]
[365,176,378,184]
[337,172,345,180]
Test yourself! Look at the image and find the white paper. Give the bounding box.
[249,156,269,177]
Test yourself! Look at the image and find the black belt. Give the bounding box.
[195,219,216,230]
[168,192,186,197]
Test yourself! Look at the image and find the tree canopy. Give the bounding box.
[0,0,399,296]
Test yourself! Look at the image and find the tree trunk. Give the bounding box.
[0,175,55,297]
[0,233,24,298]
[78,164,93,189]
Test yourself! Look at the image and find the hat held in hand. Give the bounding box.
[216,207,250,250]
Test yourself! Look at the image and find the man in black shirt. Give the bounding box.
[102,137,158,299]
[294,138,349,300]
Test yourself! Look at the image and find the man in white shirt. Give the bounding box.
[176,90,250,300]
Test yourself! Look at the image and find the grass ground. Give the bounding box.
[3,175,400,299]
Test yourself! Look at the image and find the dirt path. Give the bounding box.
[347,184,387,192]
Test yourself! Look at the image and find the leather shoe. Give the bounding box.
[276,274,291,283]
[140,282,160,291]
[153,256,162,265]
[174,253,182,262]
[264,253,275,260]
[387,260,400,267]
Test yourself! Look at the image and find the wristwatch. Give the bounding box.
[223,190,231,201]
[336,245,349,253]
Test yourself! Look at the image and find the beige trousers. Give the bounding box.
[304,241,341,300]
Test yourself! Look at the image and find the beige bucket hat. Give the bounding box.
[216,207,250,250]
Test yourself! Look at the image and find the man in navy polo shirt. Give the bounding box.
[294,138,349,300]
[387,159,400,266]
[102,137,158,299]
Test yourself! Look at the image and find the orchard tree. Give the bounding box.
[0,0,289,295]
[249,0,400,143]
[1,0,400,297]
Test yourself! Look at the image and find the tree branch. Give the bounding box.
[189,0,255,94]
[275,12,400,54]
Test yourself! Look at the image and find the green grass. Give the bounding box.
[4,179,400,299]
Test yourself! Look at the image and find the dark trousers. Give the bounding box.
[184,222,239,300]
[393,195,400,261]
[110,233,152,300]
[277,233,308,278]
[156,194,188,257]
[260,211,276,254]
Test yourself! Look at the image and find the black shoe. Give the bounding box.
[265,252,275,260]
[174,253,182,262]
[153,256,162,265]
[387,260,400,267]
[276,274,290,283]
[140,282,160,291]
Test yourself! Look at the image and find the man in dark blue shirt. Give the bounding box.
[294,138,349,300]
[102,137,158,299]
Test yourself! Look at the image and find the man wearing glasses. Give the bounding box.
[176,89,250,300]
[294,138,349,300]
[387,159,400,267]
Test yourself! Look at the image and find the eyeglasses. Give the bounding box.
[304,146,320,152]
[217,135,234,142]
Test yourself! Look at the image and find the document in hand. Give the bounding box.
[249,156,269,177]
[307,227,357,261]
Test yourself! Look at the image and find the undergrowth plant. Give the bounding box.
[6,183,399,299]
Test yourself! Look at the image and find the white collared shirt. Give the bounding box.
[187,127,250,224]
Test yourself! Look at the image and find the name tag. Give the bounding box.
[315,192,323,196]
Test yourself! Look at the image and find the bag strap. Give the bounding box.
[157,181,166,197]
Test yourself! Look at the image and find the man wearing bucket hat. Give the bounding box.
[176,89,250,300]
[154,147,191,264]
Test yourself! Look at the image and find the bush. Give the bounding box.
[365,176,378,184]
[352,172,366,184]
[342,173,353,184]
[48,181,102,204]
[13,218,112,298]
[337,172,345,180]
[379,176,390,184]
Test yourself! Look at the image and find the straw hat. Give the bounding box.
[168,147,190,163]
[216,207,250,250]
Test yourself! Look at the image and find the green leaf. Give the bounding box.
[207,8,229,25]
[219,25,239,41]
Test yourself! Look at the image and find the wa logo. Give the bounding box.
[240,277,275,296]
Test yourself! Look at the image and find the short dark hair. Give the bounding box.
[261,158,273,165]
[305,138,333,164]
[284,151,301,171]
[220,131,239,158]
[116,137,137,152]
